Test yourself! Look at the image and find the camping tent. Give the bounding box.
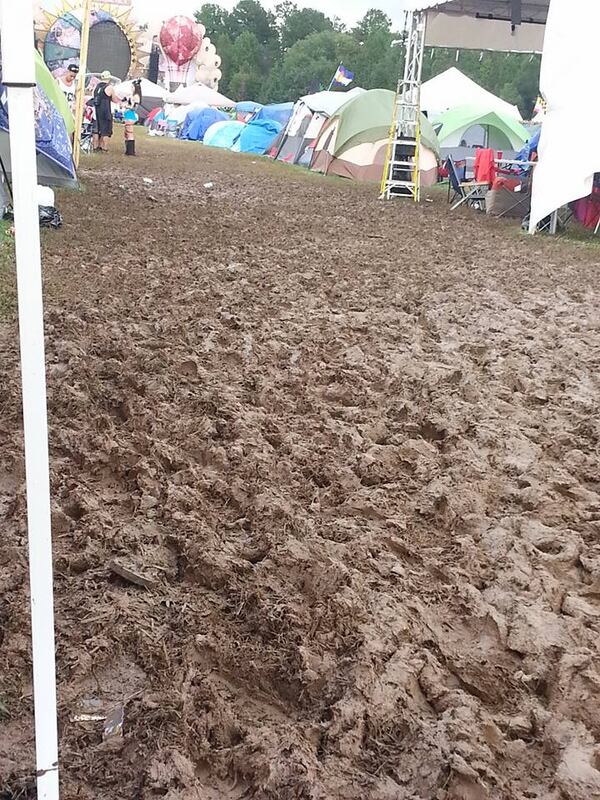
[35,51,74,135]
[164,102,204,126]
[237,118,282,154]
[236,101,262,121]
[204,119,245,149]
[252,102,294,127]
[179,107,229,141]
[311,89,440,185]
[116,78,168,122]
[421,67,522,120]
[167,83,235,108]
[274,87,364,166]
[0,54,76,187]
[434,104,528,150]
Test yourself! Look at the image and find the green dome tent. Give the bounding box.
[433,104,528,151]
[34,51,75,135]
[311,89,440,185]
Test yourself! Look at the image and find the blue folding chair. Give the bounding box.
[446,156,488,211]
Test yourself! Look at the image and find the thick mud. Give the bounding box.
[1,135,600,799]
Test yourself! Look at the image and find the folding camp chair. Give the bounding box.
[446,156,489,211]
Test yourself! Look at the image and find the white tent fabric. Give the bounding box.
[299,87,364,116]
[167,83,235,108]
[164,102,207,125]
[421,67,522,120]
[529,0,600,231]
[115,78,168,100]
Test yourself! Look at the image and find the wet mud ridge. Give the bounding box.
[1,138,600,799]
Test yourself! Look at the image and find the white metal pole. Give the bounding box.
[0,3,60,798]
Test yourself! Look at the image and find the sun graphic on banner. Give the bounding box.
[37,1,145,80]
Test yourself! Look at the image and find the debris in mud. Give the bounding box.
[102,704,124,742]
[107,559,158,590]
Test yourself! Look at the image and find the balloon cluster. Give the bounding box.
[159,15,202,67]
[158,15,222,87]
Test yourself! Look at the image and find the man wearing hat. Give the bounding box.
[57,64,79,114]
[92,70,119,152]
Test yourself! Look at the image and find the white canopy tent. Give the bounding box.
[529,0,600,230]
[421,67,522,120]
[167,83,235,108]
[115,78,168,101]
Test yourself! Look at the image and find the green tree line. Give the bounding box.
[195,1,541,116]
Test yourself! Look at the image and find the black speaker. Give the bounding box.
[148,45,160,84]
[511,0,522,26]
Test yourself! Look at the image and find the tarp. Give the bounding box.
[529,0,600,230]
[252,103,294,127]
[299,87,364,116]
[179,107,229,141]
[236,101,262,114]
[238,118,282,154]
[204,119,245,149]
[434,104,528,150]
[421,67,522,120]
[167,83,235,108]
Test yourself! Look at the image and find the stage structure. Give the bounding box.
[382,1,550,201]
[35,4,223,90]
[36,0,143,81]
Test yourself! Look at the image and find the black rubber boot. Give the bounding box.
[125,139,136,156]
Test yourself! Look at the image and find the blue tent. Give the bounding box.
[236,101,263,115]
[253,103,294,127]
[204,120,245,149]
[179,107,229,141]
[238,118,282,154]
[515,128,541,162]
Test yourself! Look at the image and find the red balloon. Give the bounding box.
[160,16,203,67]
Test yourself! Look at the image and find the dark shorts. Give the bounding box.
[93,114,113,137]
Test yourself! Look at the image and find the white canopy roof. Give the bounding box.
[421,67,522,120]
[416,1,548,52]
[529,0,600,230]
[423,1,549,24]
[167,83,235,108]
[115,78,168,100]
[299,87,364,116]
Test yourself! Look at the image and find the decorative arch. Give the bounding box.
[39,1,143,80]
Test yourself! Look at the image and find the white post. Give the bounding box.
[0,2,60,798]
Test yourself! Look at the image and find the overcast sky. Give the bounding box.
[131,0,414,28]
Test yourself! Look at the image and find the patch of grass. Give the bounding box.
[0,218,16,321]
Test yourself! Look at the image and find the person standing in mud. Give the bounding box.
[123,79,142,156]
[92,70,118,152]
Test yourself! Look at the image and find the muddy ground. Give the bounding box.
[1,134,600,799]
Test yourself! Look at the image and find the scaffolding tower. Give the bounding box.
[381,10,427,201]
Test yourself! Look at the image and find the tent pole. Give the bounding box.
[0,2,60,798]
[73,0,92,169]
